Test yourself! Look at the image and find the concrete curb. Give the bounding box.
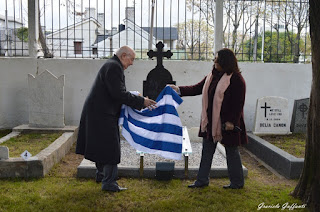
[244,132,304,179]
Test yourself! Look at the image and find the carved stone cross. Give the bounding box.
[147,41,173,68]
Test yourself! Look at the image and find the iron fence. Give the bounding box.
[0,0,310,63]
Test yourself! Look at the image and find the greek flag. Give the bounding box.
[119,86,183,160]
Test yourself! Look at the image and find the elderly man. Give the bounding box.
[76,46,156,192]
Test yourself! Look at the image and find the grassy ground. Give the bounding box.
[0,144,309,212]
[260,133,306,158]
[1,132,62,157]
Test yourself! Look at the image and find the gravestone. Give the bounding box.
[290,98,309,133]
[0,146,9,160]
[28,70,65,128]
[143,41,175,100]
[253,96,291,135]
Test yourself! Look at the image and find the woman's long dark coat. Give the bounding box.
[179,69,248,146]
[76,55,144,164]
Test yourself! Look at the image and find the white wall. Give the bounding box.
[0,58,312,134]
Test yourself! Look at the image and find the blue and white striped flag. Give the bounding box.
[119,86,183,160]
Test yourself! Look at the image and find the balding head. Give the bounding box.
[115,46,136,70]
[115,46,135,58]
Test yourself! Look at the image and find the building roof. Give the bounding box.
[93,34,109,44]
[0,14,22,24]
[47,17,101,37]
[142,27,178,40]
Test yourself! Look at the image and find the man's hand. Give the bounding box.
[167,84,180,93]
[144,97,157,110]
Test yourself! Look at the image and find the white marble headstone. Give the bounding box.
[253,96,291,135]
[28,70,65,128]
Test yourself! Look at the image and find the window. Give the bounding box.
[92,48,97,55]
[74,41,82,54]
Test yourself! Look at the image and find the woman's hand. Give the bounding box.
[224,122,234,131]
[167,84,180,93]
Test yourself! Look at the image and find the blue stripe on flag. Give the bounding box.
[122,120,182,153]
[127,114,182,135]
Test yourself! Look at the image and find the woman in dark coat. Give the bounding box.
[76,46,156,192]
[169,48,247,189]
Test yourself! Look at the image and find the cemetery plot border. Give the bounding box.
[0,125,78,178]
[244,133,304,179]
[77,141,248,180]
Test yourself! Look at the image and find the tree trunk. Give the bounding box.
[293,34,301,63]
[39,21,53,58]
[38,3,53,58]
[291,1,320,211]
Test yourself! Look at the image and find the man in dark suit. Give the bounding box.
[76,46,156,192]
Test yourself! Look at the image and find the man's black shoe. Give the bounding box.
[102,185,127,192]
[188,183,208,188]
[223,184,243,189]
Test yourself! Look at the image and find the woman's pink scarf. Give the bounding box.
[201,71,232,142]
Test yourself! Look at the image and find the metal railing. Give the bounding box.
[0,0,310,63]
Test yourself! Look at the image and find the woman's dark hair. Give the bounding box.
[216,48,240,75]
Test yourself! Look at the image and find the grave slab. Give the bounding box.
[0,125,78,178]
[245,133,303,179]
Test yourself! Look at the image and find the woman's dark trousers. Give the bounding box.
[196,138,244,188]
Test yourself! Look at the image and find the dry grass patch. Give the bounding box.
[259,133,306,158]
[1,132,62,157]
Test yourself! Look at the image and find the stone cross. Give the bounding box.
[147,41,173,67]
[143,41,175,100]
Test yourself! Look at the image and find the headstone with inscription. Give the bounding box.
[143,41,175,100]
[290,98,309,133]
[28,70,65,128]
[253,96,291,135]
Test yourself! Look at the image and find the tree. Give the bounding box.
[265,0,309,63]
[291,0,320,211]
[176,19,214,60]
[17,27,28,42]
[243,31,304,63]
[186,0,262,54]
[37,0,53,58]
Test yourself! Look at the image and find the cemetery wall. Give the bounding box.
[0,58,312,134]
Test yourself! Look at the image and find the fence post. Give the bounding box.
[28,0,40,58]
[214,0,224,54]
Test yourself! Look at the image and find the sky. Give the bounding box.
[0,0,194,31]
[0,0,308,35]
